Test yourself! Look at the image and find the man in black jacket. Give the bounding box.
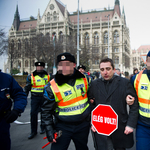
[41,52,91,150]
[24,62,51,139]
[88,58,139,150]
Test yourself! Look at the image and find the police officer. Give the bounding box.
[77,64,93,82]
[0,71,27,150]
[24,62,51,139]
[41,52,91,150]
[130,51,150,150]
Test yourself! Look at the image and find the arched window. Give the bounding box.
[18,60,21,68]
[47,12,50,22]
[25,60,28,67]
[95,59,99,65]
[114,56,119,68]
[85,33,89,45]
[104,32,108,44]
[11,40,14,51]
[25,38,28,50]
[59,31,63,43]
[18,39,21,50]
[94,32,99,45]
[46,33,50,44]
[114,31,119,43]
[53,11,57,21]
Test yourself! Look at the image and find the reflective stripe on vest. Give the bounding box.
[50,78,89,116]
[134,70,150,118]
[31,74,50,93]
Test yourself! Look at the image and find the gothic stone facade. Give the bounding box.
[7,0,132,74]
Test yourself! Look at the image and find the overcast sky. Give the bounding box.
[0,0,150,70]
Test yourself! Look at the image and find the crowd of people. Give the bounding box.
[0,51,150,150]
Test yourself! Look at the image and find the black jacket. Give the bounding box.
[41,69,91,127]
[88,75,139,149]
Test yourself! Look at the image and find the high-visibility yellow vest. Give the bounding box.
[50,77,89,116]
[134,70,150,118]
[31,74,50,93]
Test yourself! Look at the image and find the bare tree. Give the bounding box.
[0,28,8,56]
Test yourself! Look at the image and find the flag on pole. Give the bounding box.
[52,34,56,44]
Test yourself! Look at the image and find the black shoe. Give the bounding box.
[28,133,37,139]
[40,129,45,134]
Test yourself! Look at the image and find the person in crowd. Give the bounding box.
[115,68,125,77]
[0,71,27,150]
[130,51,150,150]
[130,68,138,80]
[24,62,51,139]
[41,52,91,150]
[88,57,139,150]
[77,64,93,82]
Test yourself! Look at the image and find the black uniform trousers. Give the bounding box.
[0,117,10,150]
[51,120,90,150]
[30,96,44,134]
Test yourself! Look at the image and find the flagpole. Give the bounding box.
[77,0,80,66]
[53,34,57,75]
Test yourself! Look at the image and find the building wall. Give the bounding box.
[7,0,132,74]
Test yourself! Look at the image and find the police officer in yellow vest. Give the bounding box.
[130,51,150,150]
[24,62,51,139]
[41,52,91,150]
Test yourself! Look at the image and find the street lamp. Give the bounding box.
[105,14,110,58]
[77,0,80,66]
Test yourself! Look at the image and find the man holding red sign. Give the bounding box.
[88,58,139,150]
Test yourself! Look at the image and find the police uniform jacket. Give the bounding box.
[0,72,27,117]
[88,75,139,149]
[41,69,91,127]
[24,70,52,97]
[131,69,150,127]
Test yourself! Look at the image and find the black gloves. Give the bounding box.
[4,109,20,123]
[45,125,56,142]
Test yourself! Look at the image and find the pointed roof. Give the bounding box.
[113,0,121,17]
[55,0,67,16]
[122,6,125,14]
[115,0,120,5]
[14,4,20,19]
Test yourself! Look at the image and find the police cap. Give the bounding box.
[77,65,86,70]
[57,52,75,64]
[35,62,45,67]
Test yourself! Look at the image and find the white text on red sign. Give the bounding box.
[93,115,117,125]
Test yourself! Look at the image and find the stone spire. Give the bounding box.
[115,0,120,5]
[113,0,121,17]
[13,4,20,31]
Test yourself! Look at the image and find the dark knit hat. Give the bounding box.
[147,51,150,57]
[35,62,45,67]
[77,65,86,70]
[57,52,75,64]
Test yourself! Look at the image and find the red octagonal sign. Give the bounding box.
[91,104,118,136]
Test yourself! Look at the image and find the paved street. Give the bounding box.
[10,96,136,150]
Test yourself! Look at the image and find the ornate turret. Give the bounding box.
[37,9,41,24]
[113,0,121,17]
[122,6,126,25]
[115,0,120,5]
[13,4,20,31]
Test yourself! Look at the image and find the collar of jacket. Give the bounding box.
[32,70,48,76]
[101,74,118,83]
[55,69,85,86]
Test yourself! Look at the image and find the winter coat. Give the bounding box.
[88,75,139,149]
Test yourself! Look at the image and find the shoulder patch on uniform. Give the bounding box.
[64,90,72,96]
[76,84,84,90]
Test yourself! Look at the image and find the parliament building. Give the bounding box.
[5,0,132,74]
